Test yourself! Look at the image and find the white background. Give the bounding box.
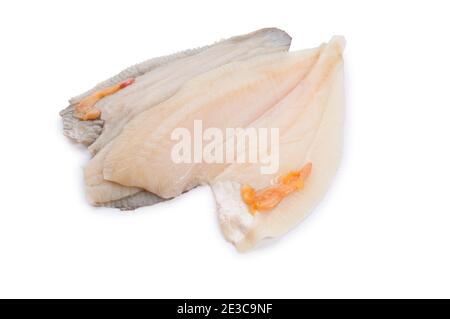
[0,0,449,298]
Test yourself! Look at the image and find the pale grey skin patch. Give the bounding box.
[60,105,104,146]
[98,191,166,211]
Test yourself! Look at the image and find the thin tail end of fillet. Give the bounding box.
[258,27,293,48]
[329,35,346,53]
[231,27,292,50]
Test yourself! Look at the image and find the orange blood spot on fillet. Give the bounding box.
[74,78,135,121]
[241,162,312,214]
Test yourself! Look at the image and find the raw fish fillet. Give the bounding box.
[212,37,345,251]
[101,46,324,198]
[60,28,292,153]
[61,30,346,251]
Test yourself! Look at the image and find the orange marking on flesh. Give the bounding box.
[74,78,135,120]
[241,162,312,214]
